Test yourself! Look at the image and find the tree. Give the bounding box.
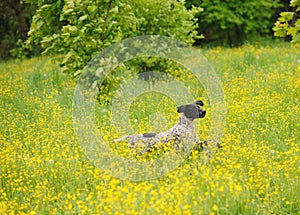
[273,0,300,43]
[0,0,36,60]
[26,0,202,77]
[185,0,282,46]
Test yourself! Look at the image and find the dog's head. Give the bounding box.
[177,100,206,120]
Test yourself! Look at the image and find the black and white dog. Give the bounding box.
[114,100,207,151]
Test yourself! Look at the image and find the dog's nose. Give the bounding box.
[201,110,206,118]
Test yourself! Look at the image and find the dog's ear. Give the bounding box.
[177,104,199,119]
[195,100,204,106]
[177,105,185,113]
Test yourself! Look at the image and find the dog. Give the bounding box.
[113,100,207,152]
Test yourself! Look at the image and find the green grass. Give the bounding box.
[0,42,299,214]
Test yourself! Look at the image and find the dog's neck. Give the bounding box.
[178,114,194,126]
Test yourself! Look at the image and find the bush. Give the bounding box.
[27,0,202,77]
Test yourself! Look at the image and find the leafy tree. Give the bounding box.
[185,0,282,46]
[26,0,202,77]
[128,0,201,45]
[273,0,300,43]
[0,0,36,60]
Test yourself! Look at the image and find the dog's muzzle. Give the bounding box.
[200,110,206,118]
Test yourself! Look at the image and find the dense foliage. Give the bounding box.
[273,0,300,43]
[0,0,297,61]
[185,0,282,45]
[0,0,37,60]
[26,0,202,77]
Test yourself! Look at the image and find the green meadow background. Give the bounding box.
[1,42,299,214]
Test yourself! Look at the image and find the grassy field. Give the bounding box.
[0,42,299,214]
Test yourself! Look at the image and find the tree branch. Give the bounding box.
[100,0,114,42]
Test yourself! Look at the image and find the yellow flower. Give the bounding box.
[212,204,219,211]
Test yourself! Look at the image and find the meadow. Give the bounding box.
[0,42,299,214]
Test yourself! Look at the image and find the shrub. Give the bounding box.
[27,0,202,77]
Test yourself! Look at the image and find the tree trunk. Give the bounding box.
[291,6,299,27]
[5,0,28,41]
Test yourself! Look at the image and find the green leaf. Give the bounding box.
[79,15,88,22]
[291,33,300,43]
[290,0,300,8]
[287,27,298,36]
[280,12,294,21]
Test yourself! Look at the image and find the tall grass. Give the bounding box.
[0,42,299,214]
